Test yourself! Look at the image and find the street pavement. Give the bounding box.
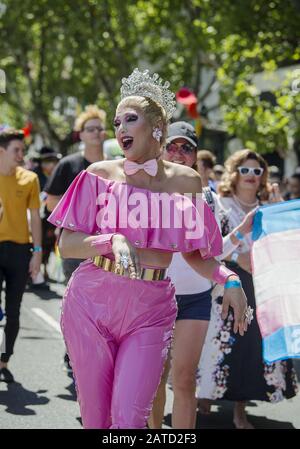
[1,280,300,429]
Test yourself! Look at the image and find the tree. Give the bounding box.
[0,0,299,156]
[0,0,219,152]
[215,0,300,155]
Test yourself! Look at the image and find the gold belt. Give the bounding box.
[92,255,167,281]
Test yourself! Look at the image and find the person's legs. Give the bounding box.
[0,243,31,366]
[61,257,84,374]
[41,217,56,281]
[0,267,4,318]
[170,289,212,428]
[61,290,118,429]
[233,401,254,429]
[61,262,176,429]
[197,398,213,415]
[148,351,171,429]
[171,319,209,428]
[110,325,173,429]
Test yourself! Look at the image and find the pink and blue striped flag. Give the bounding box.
[252,199,300,363]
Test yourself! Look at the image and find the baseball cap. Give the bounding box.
[33,146,62,162]
[166,121,198,148]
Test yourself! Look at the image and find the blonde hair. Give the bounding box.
[74,105,106,131]
[218,149,269,200]
[117,96,168,145]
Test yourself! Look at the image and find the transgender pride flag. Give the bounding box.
[251,199,300,363]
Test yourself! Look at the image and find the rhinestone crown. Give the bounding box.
[120,68,176,120]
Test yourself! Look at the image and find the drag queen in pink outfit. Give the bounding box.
[48,69,249,429]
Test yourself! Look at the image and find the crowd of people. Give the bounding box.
[0,68,299,429]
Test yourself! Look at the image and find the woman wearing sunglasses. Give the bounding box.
[149,128,255,429]
[197,149,298,429]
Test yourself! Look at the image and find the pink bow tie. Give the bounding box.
[124,159,158,177]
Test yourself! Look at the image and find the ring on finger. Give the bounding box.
[244,306,254,325]
[120,253,130,270]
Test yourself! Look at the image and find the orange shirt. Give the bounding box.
[0,166,40,244]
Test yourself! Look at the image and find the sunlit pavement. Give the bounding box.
[1,281,299,429]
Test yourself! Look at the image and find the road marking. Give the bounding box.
[31,308,61,334]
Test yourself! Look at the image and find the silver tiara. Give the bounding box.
[120,68,177,120]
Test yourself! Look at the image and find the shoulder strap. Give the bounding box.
[202,186,215,213]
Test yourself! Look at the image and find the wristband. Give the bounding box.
[230,251,239,263]
[224,279,241,289]
[212,264,237,285]
[234,230,244,241]
[91,233,116,255]
[32,246,42,253]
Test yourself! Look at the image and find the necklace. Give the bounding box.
[233,194,258,209]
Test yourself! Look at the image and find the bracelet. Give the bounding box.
[32,246,42,253]
[212,264,237,285]
[234,230,244,241]
[90,233,116,255]
[224,279,241,289]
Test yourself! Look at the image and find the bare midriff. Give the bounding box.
[135,248,174,269]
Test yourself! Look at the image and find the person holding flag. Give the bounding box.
[196,149,298,429]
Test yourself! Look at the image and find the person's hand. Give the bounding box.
[29,252,42,279]
[268,183,284,203]
[236,251,252,274]
[112,234,141,280]
[237,208,258,236]
[222,276,249,336]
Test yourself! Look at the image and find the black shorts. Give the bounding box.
[176,289,212,321]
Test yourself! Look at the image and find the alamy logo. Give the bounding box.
[0,69,6,93]
[95,189,206,240]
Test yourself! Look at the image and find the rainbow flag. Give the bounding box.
[252,199,300,363]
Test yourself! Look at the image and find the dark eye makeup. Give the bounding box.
[113,113,138,128]
[126,114,138,121]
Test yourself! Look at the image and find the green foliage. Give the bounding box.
[215,0,300,154]
[0,0,299,154]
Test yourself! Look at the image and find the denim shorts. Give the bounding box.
[175,288,212,321]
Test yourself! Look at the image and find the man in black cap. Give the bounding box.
[33,146,62,192]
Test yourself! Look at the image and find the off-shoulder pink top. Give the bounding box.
[48,170,222,259]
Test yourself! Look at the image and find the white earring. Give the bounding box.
[152,127,162,142]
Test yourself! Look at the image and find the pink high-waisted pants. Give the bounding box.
[61,260,177,429]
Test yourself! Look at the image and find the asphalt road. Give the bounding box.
[1,281,300,429]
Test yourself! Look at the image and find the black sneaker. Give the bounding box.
[0,367,15,383]
[31,282,50,291]
[62,353,73,374]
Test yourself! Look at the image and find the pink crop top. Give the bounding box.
[48,170,222,259]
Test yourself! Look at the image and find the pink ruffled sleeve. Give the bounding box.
[47,170,102,235]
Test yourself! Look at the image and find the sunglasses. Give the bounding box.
[237,166,264,177]
[83,126,104,133]
[166,142,195,155]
